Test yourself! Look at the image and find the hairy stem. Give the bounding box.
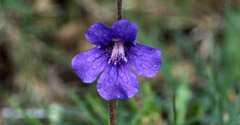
[109,100,117,125]
[117,0,122,20]
[108,1,122,125]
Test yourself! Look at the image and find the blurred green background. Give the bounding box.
[0,0,240,125]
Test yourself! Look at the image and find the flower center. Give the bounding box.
[108,38,127,65]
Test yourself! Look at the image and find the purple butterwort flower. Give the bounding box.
[71,19,161,100]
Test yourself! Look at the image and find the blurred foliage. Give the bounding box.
[0,0,240,125]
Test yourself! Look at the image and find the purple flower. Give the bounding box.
[71,19,161,100]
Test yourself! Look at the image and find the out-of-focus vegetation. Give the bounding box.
[0,0,240,124]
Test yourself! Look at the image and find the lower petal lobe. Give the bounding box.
[97,63,139,100]
[127,43,161,77]
[71,47,108,83]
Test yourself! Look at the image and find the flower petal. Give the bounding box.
[112,19,137,42]
[85,23,112,46]
[127,43,161,77]
[71,47,108,83]
[97,64,139,100]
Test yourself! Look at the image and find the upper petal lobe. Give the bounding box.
[85,23,112,46]
[112,19,137,42]
[71,47,108,83]
[127,43,161,77]
[97,64,139,100]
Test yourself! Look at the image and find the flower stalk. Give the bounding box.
[109,100,117,125]
[117,0,122,20]
[108,1,122,125]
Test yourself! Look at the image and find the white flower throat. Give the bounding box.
[108,39,127,65]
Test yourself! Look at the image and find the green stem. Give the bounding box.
[173,92,177,125]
